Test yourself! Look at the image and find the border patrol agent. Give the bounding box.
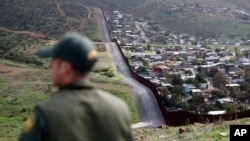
[18,33,133,141]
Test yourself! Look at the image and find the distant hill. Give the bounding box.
[2,0,250,40]
[2,0,250,64]
[84,0,250,40]
[0,0,99,39]
[0,0,100,65]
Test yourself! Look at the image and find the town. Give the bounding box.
[107,10,250,115]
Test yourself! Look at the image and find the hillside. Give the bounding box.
[3,0,250,41]
[0,0,139,140]
[84,0,250,39]
[0,0,99,39]
[0,43,138,140]
[0,0,101,65]
[1,0,250,140]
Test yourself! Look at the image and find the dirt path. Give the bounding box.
[80,4,91,19]
[56,2,65,17]
[55,2,84,31]
[0,27,46,38]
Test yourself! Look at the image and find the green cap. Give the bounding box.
[36,32,98,72]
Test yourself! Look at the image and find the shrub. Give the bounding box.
[103,69,115,77]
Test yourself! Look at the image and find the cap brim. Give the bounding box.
[35,48,55,58]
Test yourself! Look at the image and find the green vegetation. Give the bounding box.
[0,1,138,140]
[0,32,49,66]
[133,118,250,141]
[0,69,51,141]
[0,0,101,66]
[86,0,250,39]
[0,42,138,140]
[0,0,100,40]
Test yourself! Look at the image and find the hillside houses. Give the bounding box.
[108,10,250,113]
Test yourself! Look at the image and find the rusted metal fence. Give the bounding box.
[101,8,250,126]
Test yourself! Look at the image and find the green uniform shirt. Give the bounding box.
[19,80,133,141]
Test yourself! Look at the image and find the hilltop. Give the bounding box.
[2,0,250,41]
[0,0,102,66]
[84,0,250,39]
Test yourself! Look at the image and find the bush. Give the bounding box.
[93,67,110,73]
[93,67,115,77]
[224,103,236,113]
[103,70,115,77]
[213,90,226,98]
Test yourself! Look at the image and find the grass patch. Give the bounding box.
[133,118,250,141]
[0,43,139,139]
[0,59,34,69]
[0,81,51,141]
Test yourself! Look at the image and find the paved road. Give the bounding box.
[97,9,165,127]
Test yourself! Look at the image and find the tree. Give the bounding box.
[162,87,170,95]
[197,67,202,73]
[213,71,227,89]
[195,73,206,83]
[136,66,146,73]
[175,100,188,110]
[240,82,249,92]
[215,48,221,53]
[228,87,237,102]
[213,90,226,99]
[185,78,194,84]
[193,79,201,89]
[146,43,151,50]
[208,67,218,78]
[189,93,205,113]
[245,66,250,83]
[192,93,204,104]
[184,70,193,75]
[142,60,149,67]
[172,75,183,86]
[224,103,236,113]
[236,51,242,58]
[202,52,207,61]
[191,59,202,65]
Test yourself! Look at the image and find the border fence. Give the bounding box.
[101,8,250,126]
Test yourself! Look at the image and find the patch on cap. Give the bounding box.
[87,49,98,60]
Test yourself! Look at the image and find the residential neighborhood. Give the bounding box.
[107,10,250,114]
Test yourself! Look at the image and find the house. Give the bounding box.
[217,97,233,104]
[173,51,180,57]
[205,56,220,63]
[239,62,250,69]
[150,78,161,85]
[191,89,202,94]
[183,84,197,93]
[225,83,240,87]
[238,58,250,64]
[208,110,226,115]
[225,64,236,74]
[131,52,145,61]
[152,65,168,77]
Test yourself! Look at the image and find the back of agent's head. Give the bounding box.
[36,32,98,73]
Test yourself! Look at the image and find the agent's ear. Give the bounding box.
[61,61,73,75]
